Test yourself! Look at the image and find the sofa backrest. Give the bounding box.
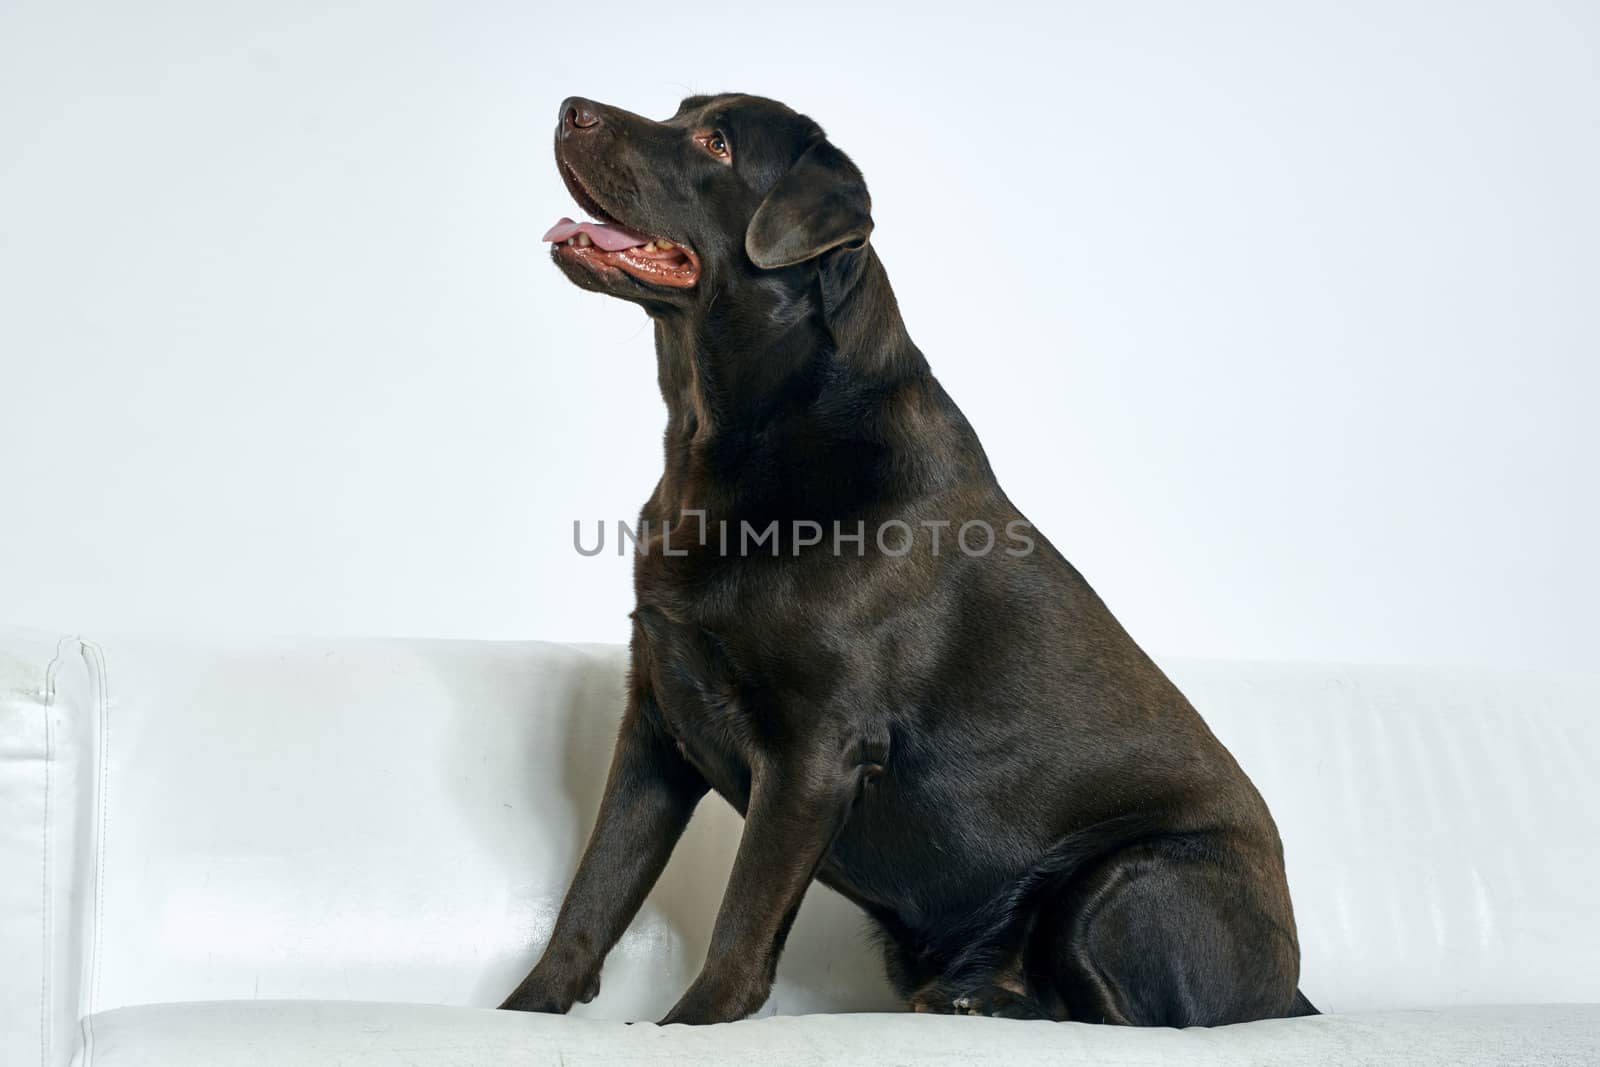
[4,625,1598,1058]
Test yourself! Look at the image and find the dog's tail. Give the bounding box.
[1286,988,1321,1016]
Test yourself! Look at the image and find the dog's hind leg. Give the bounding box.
[1024,837,1302,1027]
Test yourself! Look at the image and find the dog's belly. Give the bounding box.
[817,753,1048,931]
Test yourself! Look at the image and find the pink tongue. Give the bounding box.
[542,217,650,252]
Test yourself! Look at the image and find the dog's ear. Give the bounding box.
[745,140,873,270]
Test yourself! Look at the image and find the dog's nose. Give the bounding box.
[560,97,602,136]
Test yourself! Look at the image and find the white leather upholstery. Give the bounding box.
[3,624,1598,1065]
[1,631,101,1067]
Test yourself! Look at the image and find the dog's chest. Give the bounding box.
[633,604,770,810]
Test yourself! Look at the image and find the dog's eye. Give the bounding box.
[696,129,731,163]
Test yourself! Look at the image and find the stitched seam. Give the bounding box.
[41,686,52,1067]
[82,640,110,1019]
[44,642,64,706]
[38,636,79,1067]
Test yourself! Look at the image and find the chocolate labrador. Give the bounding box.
[501,93,1317,1026]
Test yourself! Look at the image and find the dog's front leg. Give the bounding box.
[501,693,707,1013]
[658,752,859,1025]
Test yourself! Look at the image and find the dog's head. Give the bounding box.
[544,93,872,309]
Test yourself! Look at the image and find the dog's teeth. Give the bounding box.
[641,240,657,251]
[575,232,593,247]
[655,239,673,250]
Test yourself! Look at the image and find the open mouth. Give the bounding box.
[543,161,700,289]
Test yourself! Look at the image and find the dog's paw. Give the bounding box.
[910,982,1043,1019]
[499,969,600,1014]
[499,991,564,1014]
[908,982,956,1015]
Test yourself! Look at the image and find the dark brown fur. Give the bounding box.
[501,93,1316,1026]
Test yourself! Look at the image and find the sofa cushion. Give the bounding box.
[71,1000,1600,1066]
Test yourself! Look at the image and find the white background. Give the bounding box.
[2,1,1595,671]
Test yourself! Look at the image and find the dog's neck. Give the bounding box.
[646,247,961,519]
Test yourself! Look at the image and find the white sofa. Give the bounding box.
[3,625,1598,1065]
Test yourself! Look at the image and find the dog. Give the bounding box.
[501,93,1317,1027]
